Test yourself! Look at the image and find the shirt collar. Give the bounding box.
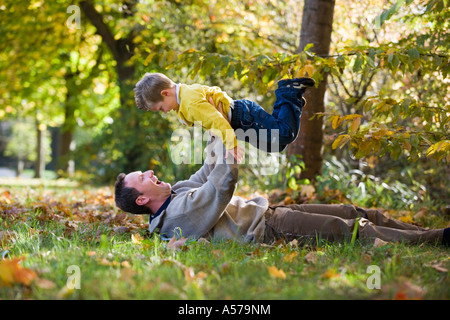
[149,190,175,224]
[175,83,181,105]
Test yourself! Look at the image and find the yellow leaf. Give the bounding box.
[267,266,286,279]
[322,268,340,279]
[304,63,316,76]
[131,233,143,244]
[401,140,412,152]
[332,135,350,150]
[398,215,413,224]
[144,52,157,66]
[184,267,207,283]
[331,115,341,130]
[283,252,298,263]
[0,258,37,287]
[350,117,361,132]
[371,127,388,139]
[342,114,362,121]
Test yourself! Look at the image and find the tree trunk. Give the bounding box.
[288,0,335,180]
[80,0,142,173]
[58,87,76,176]
[34,118,45,178]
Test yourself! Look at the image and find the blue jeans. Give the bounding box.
[230,85,306,152]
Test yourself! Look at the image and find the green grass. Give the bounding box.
[0,182,449,300]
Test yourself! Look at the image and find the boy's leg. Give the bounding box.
[231,99,292,152]
[230,78,314,152]
[271,78,315,143]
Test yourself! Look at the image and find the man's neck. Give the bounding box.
[149,192,173,216]
[149,200,166,215]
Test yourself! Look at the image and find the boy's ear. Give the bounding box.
[136,195,150,206]
[160,89,170,97]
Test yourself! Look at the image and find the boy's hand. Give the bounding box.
[226,145,244,164]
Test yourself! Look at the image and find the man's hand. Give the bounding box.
[226,145,244,164]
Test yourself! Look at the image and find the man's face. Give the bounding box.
[124,170,171,206]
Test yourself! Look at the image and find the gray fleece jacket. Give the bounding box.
[148,137,268,242]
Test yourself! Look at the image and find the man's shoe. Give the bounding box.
[278,78,315,90]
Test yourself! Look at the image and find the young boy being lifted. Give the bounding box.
[134,72,315,162]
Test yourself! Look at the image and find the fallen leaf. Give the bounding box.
[247,248,262,257]
[267,266,286,279]
[0,230,15,244]
[393,279,426,300]
[373,237,390,248]
[196,237,210,244]
[166,236,187,251]
[288,239,299,247]
[184,267,207,283]
[425,260,448,273]
[113,226,130,234]
[0,257,37,287]
[34,278,56,289]
[304,251,317,264]
[362,253,372,264]
[284,196,293,205]
[322,268,340,279]
[283,252,298,263]
[131,233,143,244]
[300,185,315,198]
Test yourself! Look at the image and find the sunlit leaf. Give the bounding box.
[267,266,286,279]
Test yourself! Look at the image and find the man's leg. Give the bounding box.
[264,204,446,245]
[358,220,444,244]
[358,207,428,231]
[264,205,358,243]
[288,204,429,231]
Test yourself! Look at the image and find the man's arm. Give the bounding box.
[157,138,239,239]
[171,134,220,193]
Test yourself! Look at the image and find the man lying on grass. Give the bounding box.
[114,136,449,246]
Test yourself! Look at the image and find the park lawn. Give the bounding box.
[0,180,449,300]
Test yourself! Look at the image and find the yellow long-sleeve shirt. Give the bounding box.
[176,83,237,149]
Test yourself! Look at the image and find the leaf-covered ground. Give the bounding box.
[0,179,449,300]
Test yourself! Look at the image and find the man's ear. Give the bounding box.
[136,195,150,206]
[160,89,169,97]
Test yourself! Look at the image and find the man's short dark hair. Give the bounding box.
[114,173,152,214]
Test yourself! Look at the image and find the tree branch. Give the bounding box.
[79,1,120,63]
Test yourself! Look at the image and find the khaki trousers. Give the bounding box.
[264,204,444,245]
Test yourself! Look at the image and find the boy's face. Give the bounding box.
[149,89,178,114]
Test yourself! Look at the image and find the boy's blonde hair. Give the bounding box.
[134,73,175,111]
